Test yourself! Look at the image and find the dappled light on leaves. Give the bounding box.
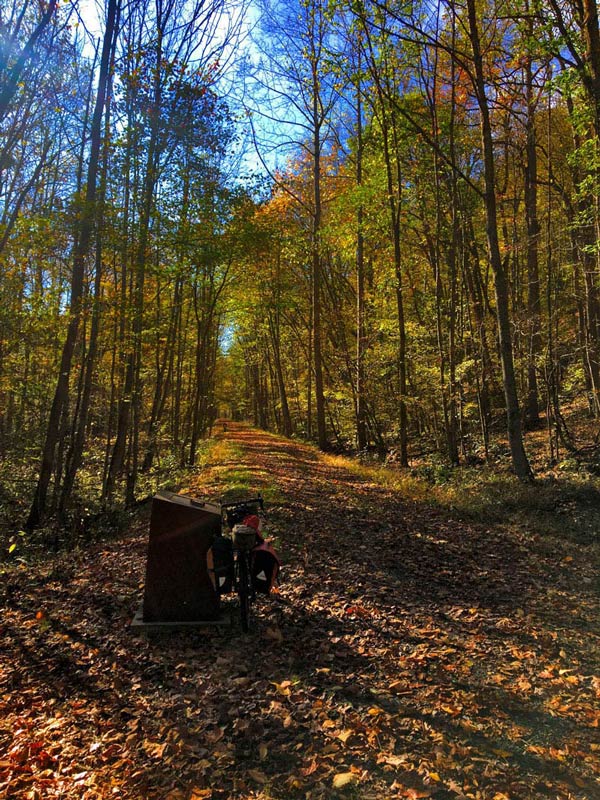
[2,423,599,798]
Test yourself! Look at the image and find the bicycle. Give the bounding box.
[220,496,264,632]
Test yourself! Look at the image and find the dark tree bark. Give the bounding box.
[268,312,293,437]
[359,12,409,466]
[142,277,182,471]
[466,0,533,480]
[104,14,165,502]
[547,0,600,414]
[27,0,120,529]
[0,0,58,123]
[59,44,118,515]
[523,21,542,427]
[311,42,327,450]
[355,57,368,452]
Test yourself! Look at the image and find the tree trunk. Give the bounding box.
[0,0,58,123]
[142,276,181,470]
[269,313,292,437]
[564,93,600,415]
[524,39,542,426]
[59,30,119,515]
[104,19,163,500]
[360,16,409,465]
[466,0,533,480]
[355,60,368,452]
[312,63,327,449]
[27,0,120,529]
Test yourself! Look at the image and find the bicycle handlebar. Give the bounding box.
[220,495,264,511]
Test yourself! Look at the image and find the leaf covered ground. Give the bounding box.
[1,423,599,799]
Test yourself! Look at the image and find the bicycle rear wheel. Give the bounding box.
[237,552,251,632]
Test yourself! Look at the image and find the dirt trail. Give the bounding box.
[1,423,599,799]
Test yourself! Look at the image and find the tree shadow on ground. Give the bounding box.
[3,423,598,799]
[105,592,598,800]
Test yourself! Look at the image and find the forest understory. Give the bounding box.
[1,419,599,800]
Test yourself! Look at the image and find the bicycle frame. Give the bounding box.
[220,496,264,631]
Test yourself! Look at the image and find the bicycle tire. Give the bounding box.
[237,552,251,632]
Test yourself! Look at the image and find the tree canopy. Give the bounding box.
[2,0,600,526]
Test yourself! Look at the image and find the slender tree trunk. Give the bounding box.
[582,1,600,411]
[307,288,313,439]
[312,62,327,449]
[393,195,409,468]
[104,20,163,499]
[563,93,600,415]
[269,313,292,437]
[524,40,542,426]
[0,0,58,123]
[446,20,461,463]
[172,293,185,447]
[189,284,210,464]
[360,16,409,465]
[27,0,120,528]
[581,0,600,138]
[270,245,292,437]
[355,59,368,452]
[144,129,193,469]
[382,124,408,466]
[466,0,533,480]
[59,28,119,515]
[0,140,51,257]
[142,276,181,470]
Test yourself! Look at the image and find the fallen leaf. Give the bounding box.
[337,729,355,744]
[388,680,410,694]
[205,727,224,745]
[248,768,268,784]
[302,758,318,776]
[382,754,408,767]
[264,626,283,642]
[143,740,167,759]
[333,772,357,789]
[272,680,291,697]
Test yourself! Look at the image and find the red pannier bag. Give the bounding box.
[251,541,281,594]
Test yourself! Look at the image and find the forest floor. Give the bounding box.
[1,422,599,800]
